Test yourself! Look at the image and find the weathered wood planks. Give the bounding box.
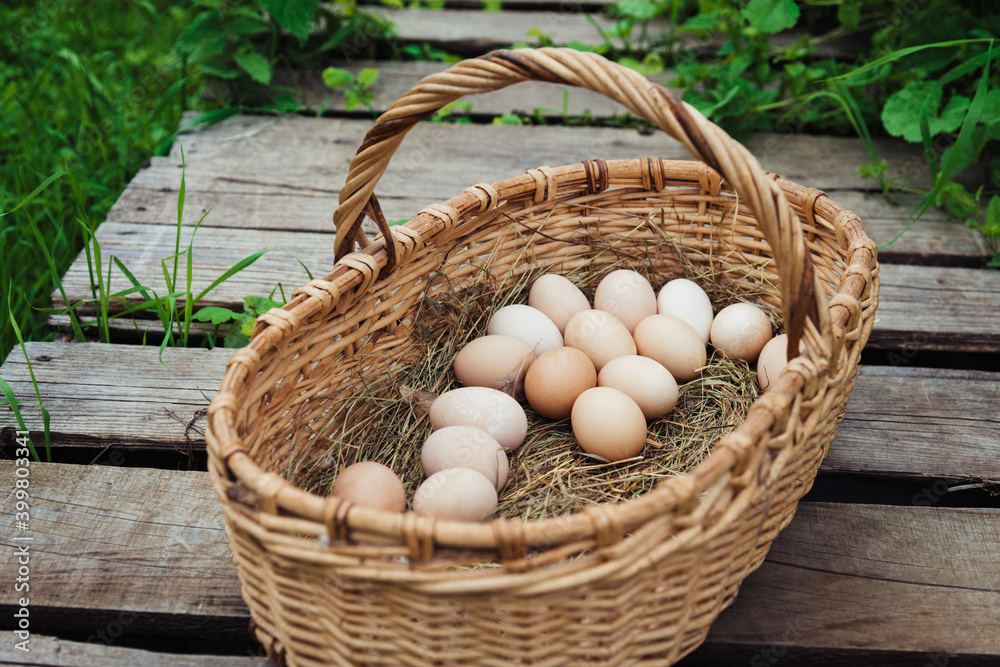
[48,218,1000,351]
[0,636,273,666]
[1,460,996,661]
[4,343,999,484]
[0,462,248,638]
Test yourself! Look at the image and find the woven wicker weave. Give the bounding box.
[206,48,879,666]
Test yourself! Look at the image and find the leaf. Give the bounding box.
[985,195,1000,236]
[243,294,284,316]
[616,0,660,20]
[357,67,379,89]
[260,0,320,42]
[192,306,240,325]
[234,51,273,85]
[742,0,800,34]
[837,0,861,31]
[344,88,361,112]
[682,12,721,32]
[0,170,67,217]
[882,81,970,143]
[322,66,354,89]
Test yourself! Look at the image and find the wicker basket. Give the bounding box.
[206,48,879,666]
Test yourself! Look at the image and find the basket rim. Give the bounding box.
[206,157,879,557]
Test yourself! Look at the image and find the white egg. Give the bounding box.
[429,387,528,451]
[656,278,714,344]
[487,304,564,355]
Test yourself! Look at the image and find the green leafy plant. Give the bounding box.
[322,65,380,112]
[193,292,287,348]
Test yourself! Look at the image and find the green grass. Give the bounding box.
[0,0,195,363]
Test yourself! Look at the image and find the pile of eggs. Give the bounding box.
[329,270,799,524]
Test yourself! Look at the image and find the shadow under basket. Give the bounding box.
[206,48,879,666]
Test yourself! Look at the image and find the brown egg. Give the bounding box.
[756,333,801,391]
[564,309,637,372]
[330,461,406,513]
[710,303,773,362]
[593,270,657,334]
[529,274,591,334]
[412,468,498,522]
[598,355,678,419]
[524,347,597,420]
[421,426,503,490]
[453,335,535,398]
[633,314,707,382]
[571,387,647,462]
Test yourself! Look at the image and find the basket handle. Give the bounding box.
[333,47,830,354]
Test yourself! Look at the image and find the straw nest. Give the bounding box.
[284,225,782,523]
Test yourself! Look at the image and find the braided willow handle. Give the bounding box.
[333,47,829,353]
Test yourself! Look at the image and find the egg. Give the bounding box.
[421,426,503,490]
[453,335,535,397]
[330,461,406,513]
[487,304,563,355]
[571,387,647,462]
[656,278,714,344]
[593,270,657,334]
[412,467,498,522]
[528,274,591,334]
[496,449,510,491]
[710,303,773,362]
[633,314,707,382]
[598,355,679,419]
[523,346,598,420]
[429,387,528,451]
[564,309,637,372]
[756,333,801,391]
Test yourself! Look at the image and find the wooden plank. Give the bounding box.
[687,502,1000,665]
[4,343,999,486]
[0,636,272,666]
[828,366,1000,482]
[873,263,1000,353]
[368,8,862,58]
[275,60,675,119]
[0,462,248,638]
[155,115,941,192]
[1,463,996,661]
[50,221,1000,351]
[0,343,230,452]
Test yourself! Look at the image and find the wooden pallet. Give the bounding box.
[3,4,1000,664]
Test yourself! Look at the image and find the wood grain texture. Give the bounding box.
[1,463,996,661]
[873,263,1000,352]
[689,502,1000,664]
[0,636,273,666]
[3,343,999,485]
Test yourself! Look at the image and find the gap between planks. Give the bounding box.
[0,461,996,661]
[0,635,274,667]
[2,342,999,484]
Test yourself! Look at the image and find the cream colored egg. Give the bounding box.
[421,426,503,489]
[496,449,510,492]
[429,387,528,451]
[487,304,563,355]
[633,314,707,382]
[453,335,535,398]
[524,346,597,420]
[571,387,647,462]
[564,310,637,372]
[330,461,406,513]
[598,355,678,419]
[757,333,802,392]
[412,468,498,522]
[656,278,714,344]
[710,303,773,362]
[593,270,657,334]
[528,274,591,334]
